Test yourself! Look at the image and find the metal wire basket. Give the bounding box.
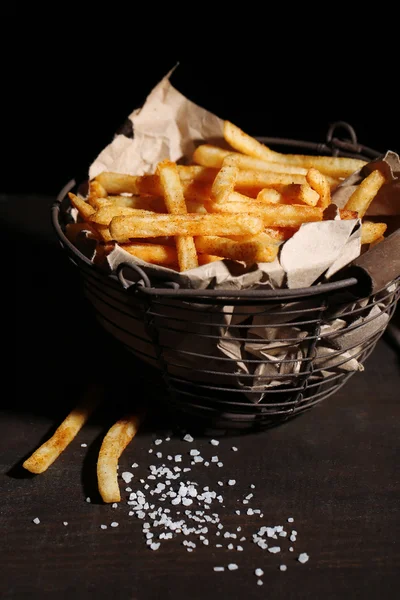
[52,123,400,430]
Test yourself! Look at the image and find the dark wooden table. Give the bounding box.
[2,194,400,600]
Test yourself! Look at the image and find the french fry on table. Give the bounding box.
[97,413,143,503]
[23,383,103,474]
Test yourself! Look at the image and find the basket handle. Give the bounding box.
[337,228,400,296]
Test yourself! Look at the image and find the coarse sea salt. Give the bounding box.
[298,553,309,564]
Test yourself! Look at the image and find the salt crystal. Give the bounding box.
[183,434,194,442]
[131,463,139,468]
[210,439,219,446]
[86,497,91,503]
[255,568,264,577]
[110,522,119,527]
[174,455,182,462]
[288,517,294,522]
[217,462,223,467]
[112,503,118,509]
[231,446,238,451]
[80,443,87,447]
[190,449,200,456]
[280,565,287,571]
[298,553,309,564]
[213,566,224,572]
[31,518,39,527]
[100,524,107,529]
[237,546,243,551]
[154,439,162,445]
[150,542,161,551]
[228,480,236,486]
[257,580,263,586]
[63,521,68,526]
[228,563,238,571]
[268,546,281,553]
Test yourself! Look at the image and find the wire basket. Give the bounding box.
[52,123,400,430]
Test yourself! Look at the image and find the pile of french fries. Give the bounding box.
[66,120,388,272]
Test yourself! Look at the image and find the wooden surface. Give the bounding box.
[2,194,400,599]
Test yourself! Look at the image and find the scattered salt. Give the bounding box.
[112,503,118,509]
[210,439,219,446]
[110,522,119,528]
[231,446,238,451]
[80,443,87,447]
[154,439,162,446]
[183,434,194,442]
[280,565,287,571]
[32,518,40,525]
[100,524,107,530]
[257,580,263,586]
[214,566,224,572]
[63,521,68,526]
[86,497,91,503]
[228,563,238,571]
[228,480,236,486]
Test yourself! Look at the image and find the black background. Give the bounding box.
[3,10,400,197]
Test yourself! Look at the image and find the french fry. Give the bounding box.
[22,383,103,474]
[68,192,96,220]
[207,199,323,228]
[197,253,223,265]
[157,160,199,271]
[195,236,279,263]
[192,144,232,168]
[256,189,283,204]
[223,120,367,178]
[224,120,274,162]
[94,224,114,242]
[339,209,359,220]
[361,221,387,245]
[227,231,285,246]
[344,169,386,218]
[211,162,238,204]
[306,168,331,209]
[258,183,320,207]
[90,205,156,226]
[109,213,264,242]
[223,152,309,175]
[87,180,108,207]
[97,413,142,503]
[235,169,307,191]
[122,243,178,266]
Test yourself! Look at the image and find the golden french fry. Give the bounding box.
[97,414,142,503]
[23,383,103,474]
[195,236,279,263]
[256,189,283,204]
[211,162,238,203]
[236,169,307,191]
[258,183,320,207]
[192,144,232,168]
[68,192,96,220]
[361,221,387,245]
[370,235,385,247]
[90,205,156,226]
[223,121,366,178]
[339,209,359,220]
[344,169,386,218]
[94,224,114,242]
[224,120,274,162]
[207,199,323,228]
[87,180,108,207]
[109,213,264,242]
[157,160,199,271]
[223,152,309,175]
[306,168,331,209]
[227,231,284,246]
[197,253,223,265]
[121,243,178,266]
